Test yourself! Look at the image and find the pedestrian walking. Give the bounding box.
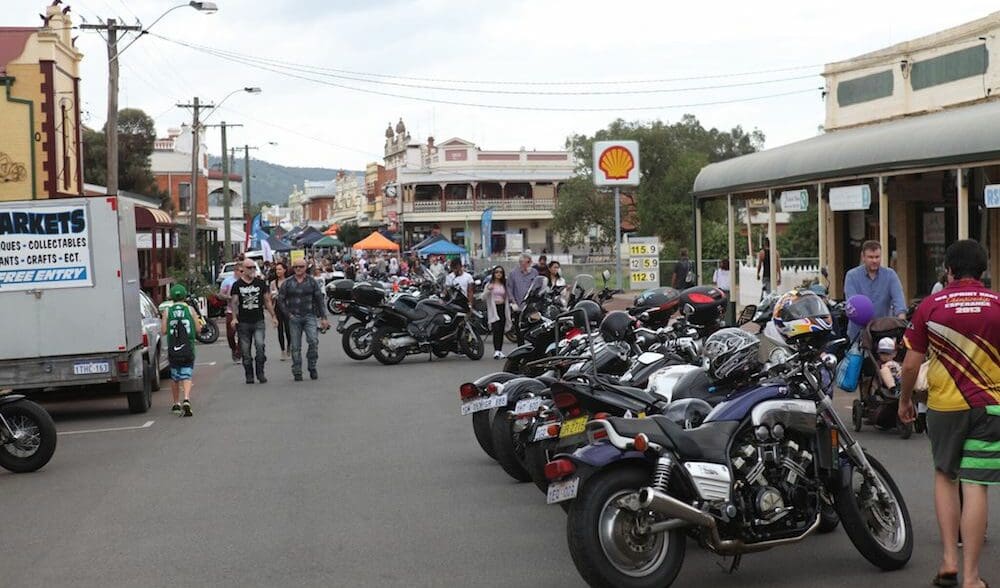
[484,266,513,359]
[673,248,697,290]
[899,239,999,588]
[844,240,906,341]
[230,259,278,384]
[507,254,539,345]
[445,257,475,308]
[755,239,780,297]
[270,261,292,361]
[218,264,242,363]
[161,284,203,417]
[280,259,330,381]
[713,259,733,323]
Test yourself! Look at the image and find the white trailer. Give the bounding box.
[0,196,154,413]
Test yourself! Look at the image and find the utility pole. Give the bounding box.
[80,18,141,197]
[204,122,242,258]
[177,97,215,274]
[241,145,260,247]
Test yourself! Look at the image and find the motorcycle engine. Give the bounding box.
[729,429,818,541]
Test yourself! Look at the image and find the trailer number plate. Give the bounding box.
[74,361,110,375]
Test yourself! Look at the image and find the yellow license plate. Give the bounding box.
[560,416,589,438]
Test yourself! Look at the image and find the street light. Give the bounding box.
[201,87,261,125]
[115,2,218,60]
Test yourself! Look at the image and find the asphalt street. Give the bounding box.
[3,332,999,588]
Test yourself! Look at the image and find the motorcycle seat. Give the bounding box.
[398,306,427,321]
[599,380,658,406]
[605,416,734,463]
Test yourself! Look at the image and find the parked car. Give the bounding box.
[216,260,262,285]
[139,290,169,392]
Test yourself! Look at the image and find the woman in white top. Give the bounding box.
[484,265,513,359]
[713,259,731,293]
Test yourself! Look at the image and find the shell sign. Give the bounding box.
[593,140,640,186]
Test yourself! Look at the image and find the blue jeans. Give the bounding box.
[288,314,319,375]
[237,320,267,375]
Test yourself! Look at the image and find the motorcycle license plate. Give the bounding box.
[560,416,589,438]
[514,397,545,416]
[336,316,348,333]
[533,424,557,441]
[460,393,508,416]
[74,361,110,375]
[546,477,579,504]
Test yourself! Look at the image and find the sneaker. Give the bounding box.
[492,351,501,359]
[171,403,182,415]
[245,376,255,384]
[309,369,318,380]
[293,373,303,382]
[497,351,506,359]
[182,400,193,417]
[280,351,288,362]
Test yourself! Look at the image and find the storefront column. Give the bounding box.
[817,183,827,271]
[695,199,703,284]
[957,168,969,239]
[990,208,1000,292]
[892,199,917,299]
[878,176,889,250]
[727,193,738,311]
[767,189,778,290]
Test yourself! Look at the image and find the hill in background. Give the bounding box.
[208,155,361,206]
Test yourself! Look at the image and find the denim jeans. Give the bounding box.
[237,320,266,375]
[288,314,319,375]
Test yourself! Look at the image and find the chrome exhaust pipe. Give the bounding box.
[638,488,715,529]
[386,335,417,350]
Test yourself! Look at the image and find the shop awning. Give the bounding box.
[693,99,1000,198]
[134,205,174,229]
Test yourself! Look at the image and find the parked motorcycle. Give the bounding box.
[0,394,57,473]
[187,295,220,344]
[372,282,484,364]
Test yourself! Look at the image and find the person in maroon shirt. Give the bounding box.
[900,239,999,588]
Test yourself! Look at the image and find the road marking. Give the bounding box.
[58,420,155,436]
[196,361,217,366]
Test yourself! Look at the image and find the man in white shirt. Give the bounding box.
[445,258,474,309]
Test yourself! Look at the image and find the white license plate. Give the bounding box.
[460,393,508,415]
[546,477,579,504]
[533,424,557,441]
[73,361,110,375]
[514,397,545,415]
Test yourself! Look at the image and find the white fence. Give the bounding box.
[735,258,821,307]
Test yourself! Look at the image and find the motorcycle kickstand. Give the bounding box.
[715,554,742,574]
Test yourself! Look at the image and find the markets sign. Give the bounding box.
[986,184,1000,208]
[780,189,809,212]
[829,184,872,211]
[0,203,94,291]
[593,140,640,186]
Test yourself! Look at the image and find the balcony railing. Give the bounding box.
[403,198,554,214]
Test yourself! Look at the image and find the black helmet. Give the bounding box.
[599,310,634,343]
[571,300,602,328]
[703,328,760,382]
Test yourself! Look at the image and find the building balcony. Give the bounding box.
[403,198,554,214]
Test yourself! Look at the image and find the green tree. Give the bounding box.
[82,109,168,209]
[778,210,818,258]
[550,176,616,249]
[338,222,362,247]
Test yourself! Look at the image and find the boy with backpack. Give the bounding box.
[161,284,203,417]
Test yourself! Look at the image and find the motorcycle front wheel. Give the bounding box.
[0,399,58,473]
[567,467,685,588]
[458,325,484,360]
[372,327,407,365]
[835,451,913,570]
[196,320,220,344]
[342,323,374,361]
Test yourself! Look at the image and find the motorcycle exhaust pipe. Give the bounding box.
[638,488,715,529]
[386,335,417,350]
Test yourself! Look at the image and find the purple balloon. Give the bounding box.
[845,294,875,327]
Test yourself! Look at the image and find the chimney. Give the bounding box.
[427,136,435,150]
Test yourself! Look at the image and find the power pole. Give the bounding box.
[80,18,141,197]
[204,122,242,258]
[177,97,215,274]
[241,145,259,248]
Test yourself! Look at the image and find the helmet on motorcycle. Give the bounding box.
[599,310,634,343]
[772,289,833,345]
[662,398,713,429]
[703,327,760,381]
[571,300,602,329]
[170,283,188,301]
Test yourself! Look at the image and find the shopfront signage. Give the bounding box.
[986,184,1000,208]
[593,141,640,187]
[0,202,94,291]
[779,189,809,212]
[829,184,872,211]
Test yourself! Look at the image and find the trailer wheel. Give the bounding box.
[127,363,153,414]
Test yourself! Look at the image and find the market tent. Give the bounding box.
[298,230,325,246]
[412,233,445,250]
[418,239,466,255]
[267,235,294,252]
[353,231,400,251]
[312,235,343,248]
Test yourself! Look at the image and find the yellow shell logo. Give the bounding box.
[598,146,635,180]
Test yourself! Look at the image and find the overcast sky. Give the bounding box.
[9,0,998,173]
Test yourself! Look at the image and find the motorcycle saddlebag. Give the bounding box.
[329,279,356,301]
[679,286,727,326]
[352,282,386,307]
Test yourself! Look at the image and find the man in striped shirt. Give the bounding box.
[900,239,999,588]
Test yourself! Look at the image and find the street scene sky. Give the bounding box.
[9,0,997,169]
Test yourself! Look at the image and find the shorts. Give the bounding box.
[927,406,1000,482]
[169,365,194,382]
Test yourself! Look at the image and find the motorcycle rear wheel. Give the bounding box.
[0,399,57,473]
[490,409,531,482]
[472,410,496,460]
[196,320,220,344]
[567,467,685,588]
[835,451,913,570]
[372,327,407,365]
[342,323,374,361]
[502,356,523,375]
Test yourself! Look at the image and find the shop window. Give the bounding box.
[837,70,894,107]
[911,45,988,91]
[178,182,191,213]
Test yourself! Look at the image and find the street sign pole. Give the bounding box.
[614,186,622,290]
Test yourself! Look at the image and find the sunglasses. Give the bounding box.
[293,266,306,270]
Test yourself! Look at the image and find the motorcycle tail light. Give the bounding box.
[544,458,576,481]
[142,333,149,348]
[594,412,610,420]
[553,392,577,409]
[485,382,503,395]
[547,424,561,437]
[459,383,478,401]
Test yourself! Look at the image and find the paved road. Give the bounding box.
[2,333,998,587]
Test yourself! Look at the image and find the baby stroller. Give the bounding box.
[850,317,912,439]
